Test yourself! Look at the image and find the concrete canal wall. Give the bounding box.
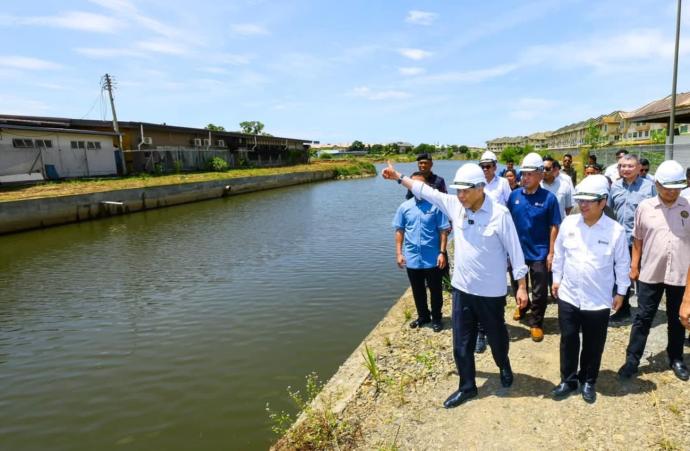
[0,170,336,235]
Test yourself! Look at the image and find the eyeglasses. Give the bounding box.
[479,164,493,170]
[640,168,649,173]
[543,167,553,172]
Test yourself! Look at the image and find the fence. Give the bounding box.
[590,144,690,173]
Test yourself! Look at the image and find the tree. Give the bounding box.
[584,120,602,149]
[458,145,469,155]
[239,121,265,135]
[206,123,225,131]
[650,128,667,144]
[414,143,436,154]
[349,140,366,151]
[370,144,385,154]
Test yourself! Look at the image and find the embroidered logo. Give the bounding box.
[597,239,609,245]
[515,199,520,205]
[534,202,543,207]
[681,211,689,219]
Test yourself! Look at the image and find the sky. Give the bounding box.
[2,0,690,146]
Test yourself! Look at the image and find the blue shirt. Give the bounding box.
[607,176,656,245]
[392,197,450,269]
[507,187,562,263]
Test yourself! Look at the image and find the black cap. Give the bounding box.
[416,152,432,161]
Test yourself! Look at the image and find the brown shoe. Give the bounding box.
[530,327,544,342]
[512,307,522,321]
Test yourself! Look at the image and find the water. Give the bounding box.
[0,160,467,450]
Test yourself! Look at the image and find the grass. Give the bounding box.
[362,344,384,391]
[0,160,375,203]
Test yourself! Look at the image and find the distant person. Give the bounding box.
[479,151,512,206]
[503,168,520,191]
[541,157,573,220]
[607,154,656,323]
[405,153,446,200]
[394,172,451,332]
[588,154,598,166]
[639,158,655,182]
[562,153,577,186]
[551,175,630,403]
[499,159,521,182]
[604,149,629,183]
[618,160,690,382]
[508,153,561,342]
[554,160,573,189]
[381,161,529,408]
[682,168,690,199]
[584,164,600,177]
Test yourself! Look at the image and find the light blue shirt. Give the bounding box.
[410,181,528,297]
[607,176,656,245]
[392,197,450,269]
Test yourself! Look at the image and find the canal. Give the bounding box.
[0,160,463,450]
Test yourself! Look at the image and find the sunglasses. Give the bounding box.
[543,167,553,172]
[479,164,493,170]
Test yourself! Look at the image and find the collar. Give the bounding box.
[576,212,606,229]
[622,176,641,187]
[652,195,689,210]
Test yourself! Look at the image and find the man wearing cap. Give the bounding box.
[618,160,690,382]
[381,161,529,408]
[551,175,630,403]
[479,151,512,206]
[394,172,451,333]
[406,153,447,200]
[607,154,656,323]
[562,154,577,186]
[604,149,629,183]
[508,152,562,342]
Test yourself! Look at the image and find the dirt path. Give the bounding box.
[340,290,690,450]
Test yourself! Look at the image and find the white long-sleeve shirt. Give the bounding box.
[411,181,528,297]
[484,175,512,206]
[552,213,631,310]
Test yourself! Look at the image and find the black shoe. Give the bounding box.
[409,318,430,329]
[581,382,596,403]
[432,321,443,333]
[670,360,690,381]
[443,388,478,408]
[551,382,578,399]
[499,366,514,388]
[617,362,638,380]
[609,307,631,325]
[475,333,487,354]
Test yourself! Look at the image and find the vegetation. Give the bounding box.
[206,157,229,172]
[584,120,603,149]
[239,120,265,135]
[651,128,667,144]
[205,123,226,131]
[362,344,384,391]
[333,161,376,178]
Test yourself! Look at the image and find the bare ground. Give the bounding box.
[331,289,690,451]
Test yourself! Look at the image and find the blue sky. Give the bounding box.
[1,0,690,146]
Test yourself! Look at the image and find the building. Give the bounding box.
[0,115,313,180]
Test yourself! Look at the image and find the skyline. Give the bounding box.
[1,0,689,146]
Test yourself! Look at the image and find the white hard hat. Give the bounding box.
[449,163,486,190]
[654,160,687,189]
[479,150,497,163]
[520,152,544,172]
[574,174,610,201]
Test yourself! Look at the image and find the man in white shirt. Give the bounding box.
[604,149,628,183]
[479,150,512,206]
[382,161,529,408]
[551,175,630,403]
[541,156,574,220]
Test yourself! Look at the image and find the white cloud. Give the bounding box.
[350,86,411,101]
[398,48,432,60]
[75,47,146,58]
[136,40,189,55]
[19,11,122,33]
[0,94,52,114]
[418,64,518,84]
[215,53,252,65]
[509,97,557,120]
[230,23,269,36]
[398,67,426,76]
[0,56,62,70]
[405,10,438,26]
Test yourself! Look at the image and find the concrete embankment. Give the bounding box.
[0,170,338,235]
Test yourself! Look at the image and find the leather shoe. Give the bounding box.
[475,333,487,354]
[432,321,443,333]
[617,361,638,380]
[670,360,690,381]
[551,382,578,399]
[581,382,596,403]
[443,388,478,408]
[499,366,514,388]
[530,327,544,342]
[409,318,430,329]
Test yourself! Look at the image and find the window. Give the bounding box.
[12,139,34,148]
[35,139,52,148]
[87,142,96,150]
[94,141,101,149]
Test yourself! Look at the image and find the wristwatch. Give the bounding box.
[397,174,404,184]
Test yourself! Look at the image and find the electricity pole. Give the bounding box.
[102,73,124,151]
[667,0,682,160]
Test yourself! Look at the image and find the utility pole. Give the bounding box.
[102,73,124,151]
[667,0,682,160]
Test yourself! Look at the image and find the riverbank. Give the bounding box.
[275,288,690,450]
[0,160,376,234]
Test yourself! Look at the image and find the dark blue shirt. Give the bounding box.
[406,173,446,199]
[507,187,562,263]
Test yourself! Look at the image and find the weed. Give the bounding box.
[656,438,681,451]
[362,344,384,391]
[415,352,436,374]
[206,157,229,172]
[668,404,681,416]
[173,159,184,174]
[403,308,412,322]
[384,336,392,347]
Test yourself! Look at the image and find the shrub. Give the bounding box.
[207,157,229,172]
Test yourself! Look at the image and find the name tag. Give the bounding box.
[597,239,609,245]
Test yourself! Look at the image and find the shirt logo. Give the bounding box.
[515,199,520,205]
[534,202,543,207]
[681,211,689,219]
[598,239,609,245]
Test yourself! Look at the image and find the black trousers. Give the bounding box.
[625,281,686,366]
[452,289,510,391]
[406,267,443,322]
[511,260,548,327]
[558,300,610,385]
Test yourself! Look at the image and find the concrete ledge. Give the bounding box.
[0,170,336,235]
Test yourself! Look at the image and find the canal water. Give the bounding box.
[0,160,465,450]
